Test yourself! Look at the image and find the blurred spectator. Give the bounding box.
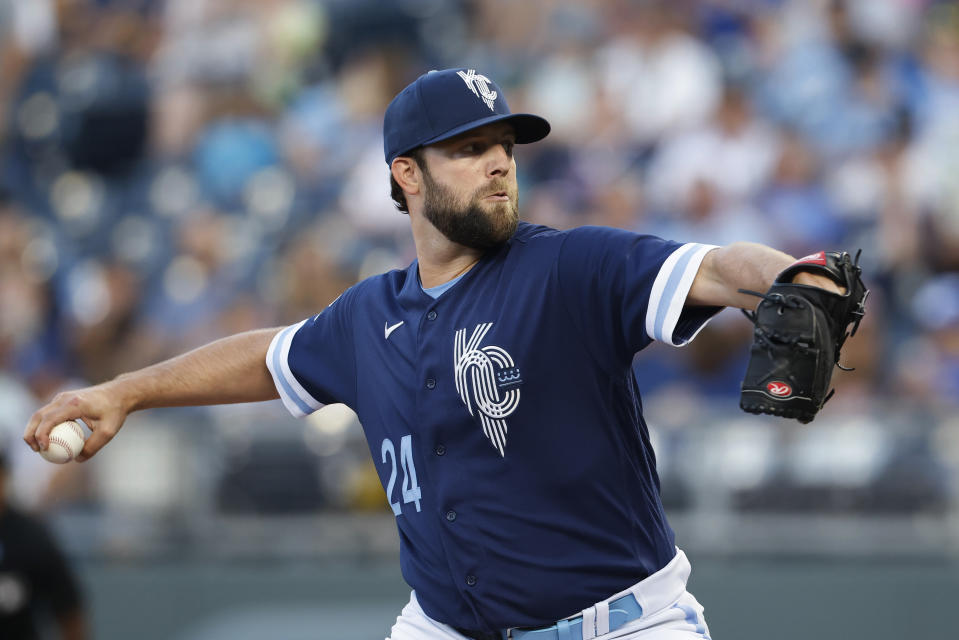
[756,130,846,255]
[647,85,780,211]
[897,274,959,408]
[598,1,722,145]
[0,449,88,640]
[0,0,958,530]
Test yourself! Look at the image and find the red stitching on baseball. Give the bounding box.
[66,421,83,440]
[48,436,78,460]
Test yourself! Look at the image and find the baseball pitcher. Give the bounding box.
[24,69,867,640]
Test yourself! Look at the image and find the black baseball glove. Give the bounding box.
[739,251,868,424]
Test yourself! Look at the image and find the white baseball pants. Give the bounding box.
[387,549,711,640]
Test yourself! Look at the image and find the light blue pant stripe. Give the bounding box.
[672,603,710,639]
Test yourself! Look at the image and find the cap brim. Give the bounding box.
[421,112,551,149]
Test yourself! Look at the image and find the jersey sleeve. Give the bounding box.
[645,241,723,346]
[266,288,358,417]
[557,226,720,366]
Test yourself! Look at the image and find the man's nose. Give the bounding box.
[486,144,511,177]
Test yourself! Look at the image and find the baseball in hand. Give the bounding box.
[40,420,86,464]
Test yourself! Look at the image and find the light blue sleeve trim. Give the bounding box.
[265,321,324,417]
[645,243,720,346]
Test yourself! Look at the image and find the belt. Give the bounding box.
[455,593,644,640]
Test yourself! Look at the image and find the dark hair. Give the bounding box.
[389,147,426,214]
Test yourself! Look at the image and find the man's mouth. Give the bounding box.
[485,191,509,201]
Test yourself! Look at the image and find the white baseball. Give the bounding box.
[40,420,86,464]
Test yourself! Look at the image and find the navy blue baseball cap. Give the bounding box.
[384,68,551,165]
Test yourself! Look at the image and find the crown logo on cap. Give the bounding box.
[457,69,497,112]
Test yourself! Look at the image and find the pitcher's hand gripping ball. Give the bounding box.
[40,420,86,464]
[739,250,868,424]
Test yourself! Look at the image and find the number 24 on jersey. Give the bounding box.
[381,435,422,515]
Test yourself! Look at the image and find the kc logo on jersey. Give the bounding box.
[457,69,497,112]
[454,322,522,456]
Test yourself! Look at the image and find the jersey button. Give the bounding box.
[426,378,436,389]
[435,444,446,456]
[445,510,457,522]
[465,575,477,587]
[427,310,437,321]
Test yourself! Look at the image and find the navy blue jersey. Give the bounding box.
[266,223,719,631]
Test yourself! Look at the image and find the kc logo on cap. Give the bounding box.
[383,68,551,165]
[457,69,498,111]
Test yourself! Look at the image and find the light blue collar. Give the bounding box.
[421,272,466,299]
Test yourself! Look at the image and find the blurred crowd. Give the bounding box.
[0,0,958,525]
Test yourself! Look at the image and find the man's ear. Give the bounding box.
[391,157,420,197]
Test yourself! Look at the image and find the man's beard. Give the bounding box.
[421,170,519,251]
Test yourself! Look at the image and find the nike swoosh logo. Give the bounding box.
[385,321,404,340]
